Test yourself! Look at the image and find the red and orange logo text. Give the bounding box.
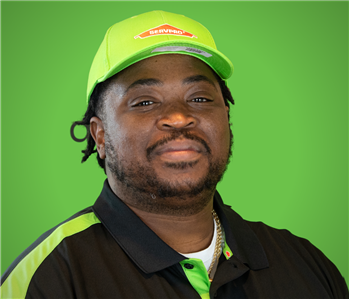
[134,24,197,39]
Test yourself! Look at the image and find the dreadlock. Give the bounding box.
[71,81,109,173]
[70,73,235,174]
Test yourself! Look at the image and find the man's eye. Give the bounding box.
[191,98,209,102]
[135,101,154,106]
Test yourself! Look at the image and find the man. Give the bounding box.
[1,10,348,299]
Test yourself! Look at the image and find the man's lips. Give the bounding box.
[155,140,202,161]
[146,131,212,162]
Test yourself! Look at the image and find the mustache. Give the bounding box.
[146,130,211,159]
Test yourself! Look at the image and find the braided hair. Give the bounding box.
[71,72,235,174]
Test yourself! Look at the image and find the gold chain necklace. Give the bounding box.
[207,209,222,282]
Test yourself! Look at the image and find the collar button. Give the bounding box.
[184,263,194,269]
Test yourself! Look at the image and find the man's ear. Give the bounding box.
[90,116,106,159]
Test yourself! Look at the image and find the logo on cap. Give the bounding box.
[134,24,197,39]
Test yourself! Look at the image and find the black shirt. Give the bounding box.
[1,179,348,298]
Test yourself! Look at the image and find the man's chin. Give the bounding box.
[163,159,199,170]
[153,177,213,199]
[129,178,215,216]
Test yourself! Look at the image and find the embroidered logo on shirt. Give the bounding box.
[134,24,197,39]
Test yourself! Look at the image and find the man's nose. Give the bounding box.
[156,103,197,131]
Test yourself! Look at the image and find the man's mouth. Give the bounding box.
[146,131,211,162]
[155,140,203,161]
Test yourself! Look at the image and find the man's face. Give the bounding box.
[98,54,232,214]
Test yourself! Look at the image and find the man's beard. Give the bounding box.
[105,128,233,215]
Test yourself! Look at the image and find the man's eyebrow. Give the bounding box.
[125,78,163,94]
[182,75,217,91]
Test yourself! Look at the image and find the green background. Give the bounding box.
[1,1,348,284]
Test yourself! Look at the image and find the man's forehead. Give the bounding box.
[124,74,217,94]
[111,54,219,87]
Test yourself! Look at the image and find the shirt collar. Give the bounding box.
[93,179,269,274]
[213,192,269,270]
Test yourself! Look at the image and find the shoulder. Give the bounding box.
[246,220,311,247]
[221,204,323,256]
[0,206,102,298]
[243,217,348,296]
[245,220,327,260]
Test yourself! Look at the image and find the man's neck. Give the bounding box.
[127,201,215,254]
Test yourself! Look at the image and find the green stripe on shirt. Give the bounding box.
[1,212,101,299]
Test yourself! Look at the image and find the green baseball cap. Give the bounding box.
[87,10,234,102]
